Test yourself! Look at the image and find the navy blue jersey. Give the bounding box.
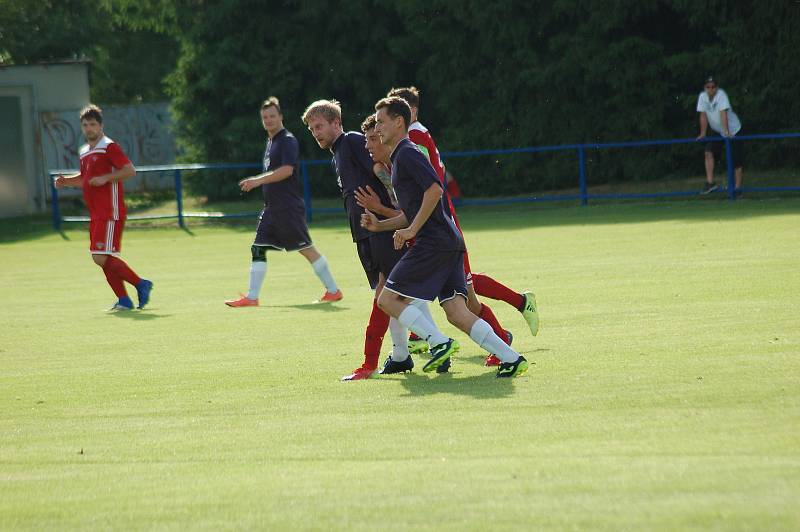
[331,131,394,242]
[390,138,464,251]
[262,129,305,211]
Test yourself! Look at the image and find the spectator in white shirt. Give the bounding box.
[696,76,744,194]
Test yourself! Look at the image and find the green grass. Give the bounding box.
[2,199,799,530]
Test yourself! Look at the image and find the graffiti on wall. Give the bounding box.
[41,103,177,191]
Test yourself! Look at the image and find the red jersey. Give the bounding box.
[79,136,131,220]
[408,122,462,233]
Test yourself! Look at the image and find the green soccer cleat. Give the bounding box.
[520,291,539,336]
[422,339,459,373]
[496,356,530,378]
[407,338,429,355]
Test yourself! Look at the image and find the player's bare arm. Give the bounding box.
[355,186,400,218]
[697,113,708,140]
[393,182,441,249]
[720,110,730,137]
[360,209,408,233]
[89,163,136,187]
[239,164,293,192]
[54,172,82,188]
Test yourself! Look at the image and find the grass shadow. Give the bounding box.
[386,370,523,399]
[268,303,348,312]
[109,311,172,320]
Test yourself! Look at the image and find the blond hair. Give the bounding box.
[301,99,342,124]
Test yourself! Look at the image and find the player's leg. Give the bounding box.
[701,143,718,194]
[225,244,266,307]
[471,272,524,310]
[100,220,152,309]
[297,245,341,302]
[439,256,529,377]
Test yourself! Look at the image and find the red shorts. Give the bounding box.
[89,219,124,254]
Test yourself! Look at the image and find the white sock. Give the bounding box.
[409,299,436,346]
[469,319,519,363]
[397,305,449,347]
[311,256,338,293]
[247,261,267,300]
[388,317,410,361]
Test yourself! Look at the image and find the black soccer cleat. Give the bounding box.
[423,339,459,373]
[496,356,530,378]
[380,354,414,374]
[436,357,451,373]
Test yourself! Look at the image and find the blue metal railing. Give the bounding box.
[49,132,800,230]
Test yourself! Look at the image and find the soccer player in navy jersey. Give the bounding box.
[387,87,539,366]
[225,97,341,307]
[302,99,435,380]
[362,97,529,378]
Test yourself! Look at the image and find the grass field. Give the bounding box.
[2,199,799,530]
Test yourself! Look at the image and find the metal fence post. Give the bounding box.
[724,137,736,201]
[50,176,61,231]
[174,169,185,228]
[578,146,588,206]
[301,161,312,223]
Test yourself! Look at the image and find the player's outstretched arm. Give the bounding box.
[239,165,293,192]
[355,186,400,218]
[360,209,407,233]
[89,163,136,187]
[53,173,82,188]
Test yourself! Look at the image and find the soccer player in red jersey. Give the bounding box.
[387,87,539,365]
[54,105,153,311]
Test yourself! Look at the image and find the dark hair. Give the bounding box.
[261,96,282,114]
[387,86,419,108]
[374,96,411,131]
[79,104,103,124]
[704,76,717,86]
[360,114,377,133]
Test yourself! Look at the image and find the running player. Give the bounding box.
[387,87,537,366]
[364,96,529,378]
[225,97,341,307]
[54,104,153,311]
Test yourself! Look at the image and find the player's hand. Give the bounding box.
[360,209,380,232]
[696,133,706,141]
[239,177,261,192]
[393,227,415,250]
[53,175,66,189]
[89,175,109,186]
[355,186,382,211]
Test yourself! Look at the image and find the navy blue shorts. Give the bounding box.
[704,132,745,169]
[384,245,468,303]
[356,233,406,289]
[254,206,313,251]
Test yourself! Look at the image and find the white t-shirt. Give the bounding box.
[697,88,741,136]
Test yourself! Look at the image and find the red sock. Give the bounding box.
[105,256,142,286]
[478,303,509,344]
[363,299,390,369]
[101,262,128,298]
[472,273,524,311]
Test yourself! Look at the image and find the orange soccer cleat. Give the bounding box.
[316,289,343,303]
[224,294,259,307]
[341,365,378,381]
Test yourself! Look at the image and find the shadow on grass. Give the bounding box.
[390,371,519,399]
[109,311,171,320]
[267,303,348,312]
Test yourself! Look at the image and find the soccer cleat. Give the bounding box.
[135,279,153,309]
[316,289,343,303]
[496,356,530,378]
[225,294,259,307]
[436,357,451,373]
[407,338,429,354]
[380,354,414,374]
[520,291,540,336]
[700,182,718,195]
[423,339,459,373]
[109,296,134,311]
[485,330,513,366]
[341,366,379,381]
